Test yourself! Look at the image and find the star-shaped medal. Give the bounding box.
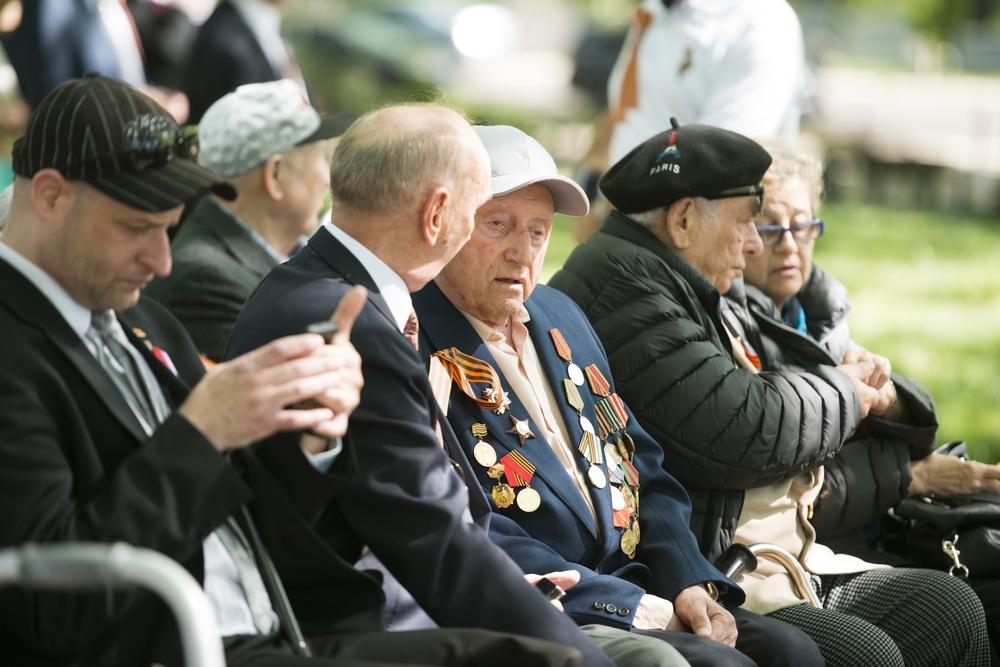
[484,386,512,414]
[506,414,535,446]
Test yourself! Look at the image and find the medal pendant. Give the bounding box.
[486,463,505,480]
[567,363,585,387]
[516,487,541,513]
[620,432,636,458]
[492,484,516,509]
[610,485,626,511]
[588,465,607,489]
[579,415,595,435]
[474,441,497,467]
[620,527,638,557]
[604,442,623,466]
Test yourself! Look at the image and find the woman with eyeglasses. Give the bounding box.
[725,138,1000,654]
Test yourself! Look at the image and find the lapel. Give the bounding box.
[0,260,149,441]
[118,311,194,412]
[416,283,602,540]
[522,296,618,549]
[306,228,396,330]
[191,197,278,279]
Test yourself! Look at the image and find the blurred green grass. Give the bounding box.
[543,204,1000,463]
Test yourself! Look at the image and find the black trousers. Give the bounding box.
[224,628,585,667]
[633,606,826,667]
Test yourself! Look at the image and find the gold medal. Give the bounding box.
[474,441,497,467]
[516,486,541,512]
[620,526,638,557]
[492,484,516,509]
[620,432,636,458]
[588,465,607,489]
[487,463,505,479]
[604,442,623,466]
[610,485,626,511]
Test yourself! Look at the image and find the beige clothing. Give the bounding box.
[734,467,887,615]
[723,321,885,615]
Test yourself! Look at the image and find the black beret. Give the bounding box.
[600,118,772,214]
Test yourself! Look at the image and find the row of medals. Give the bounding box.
[468,355,641,558]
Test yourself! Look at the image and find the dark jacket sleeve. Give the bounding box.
[552,241,862,492]
[0,316,249,659]
[812,373,938,538]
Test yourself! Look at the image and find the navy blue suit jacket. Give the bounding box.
[226,229,615,666]
[414,282,743,630]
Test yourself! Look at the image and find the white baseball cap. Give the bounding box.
[199,79,353,178]
[474,125,590,216]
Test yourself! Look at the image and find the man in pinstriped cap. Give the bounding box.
[0,75,606,667]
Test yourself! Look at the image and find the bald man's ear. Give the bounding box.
[663,197,696,250]
[420,185,449,245]
[31,169,74,222]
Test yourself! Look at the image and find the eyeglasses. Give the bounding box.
[755,219,824,247]
[63,122,200,173]
[703,184,765,211]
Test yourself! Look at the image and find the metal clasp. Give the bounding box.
[942,536,970,577]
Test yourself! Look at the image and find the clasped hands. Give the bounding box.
[179,286,367,452]
[835,347,897,417]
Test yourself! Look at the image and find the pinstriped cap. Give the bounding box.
[11,74,235,212]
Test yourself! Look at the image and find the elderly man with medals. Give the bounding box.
[412,125,825,667]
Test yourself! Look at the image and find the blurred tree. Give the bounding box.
[791,0,999,41]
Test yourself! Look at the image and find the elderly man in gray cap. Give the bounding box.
[413,124,827,667]
[551,120,994,667]
[146,78,348,362]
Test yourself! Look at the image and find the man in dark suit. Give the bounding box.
[412,124,826,667]
[226,104,680,667]
[146,79,348,362]
[186,0,303,123]
[2,0,122,108]
[0,76,590,667]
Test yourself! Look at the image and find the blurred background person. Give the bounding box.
[574,0,807,241]
[186,0,307,123]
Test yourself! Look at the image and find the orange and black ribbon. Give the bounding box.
[431,347,505,412]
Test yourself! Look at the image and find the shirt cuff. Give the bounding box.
[303,436,343,473]
[632,594,675,630]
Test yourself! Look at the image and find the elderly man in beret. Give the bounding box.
[550,120,994,666]
[414,124,827,667]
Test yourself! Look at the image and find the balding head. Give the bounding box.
[330,104,487,218]
[328,104,491,291]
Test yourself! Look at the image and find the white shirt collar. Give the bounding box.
[0,240,93,341]
[321,222,412,333]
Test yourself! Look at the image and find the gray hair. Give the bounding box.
[329,103,475,217]
[755,138,824,215]
[627,196,729,229]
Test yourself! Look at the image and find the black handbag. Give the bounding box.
[893,442,1000,577]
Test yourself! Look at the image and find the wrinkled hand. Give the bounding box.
[668,585,737,646]
[179,286,367,452]
[910,453,1000,496]
[842,348,897,414]
[834,354,879,417]
[524,570,581,612]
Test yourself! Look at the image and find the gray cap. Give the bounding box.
[199,79,352,178]
[474,125,589,216]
